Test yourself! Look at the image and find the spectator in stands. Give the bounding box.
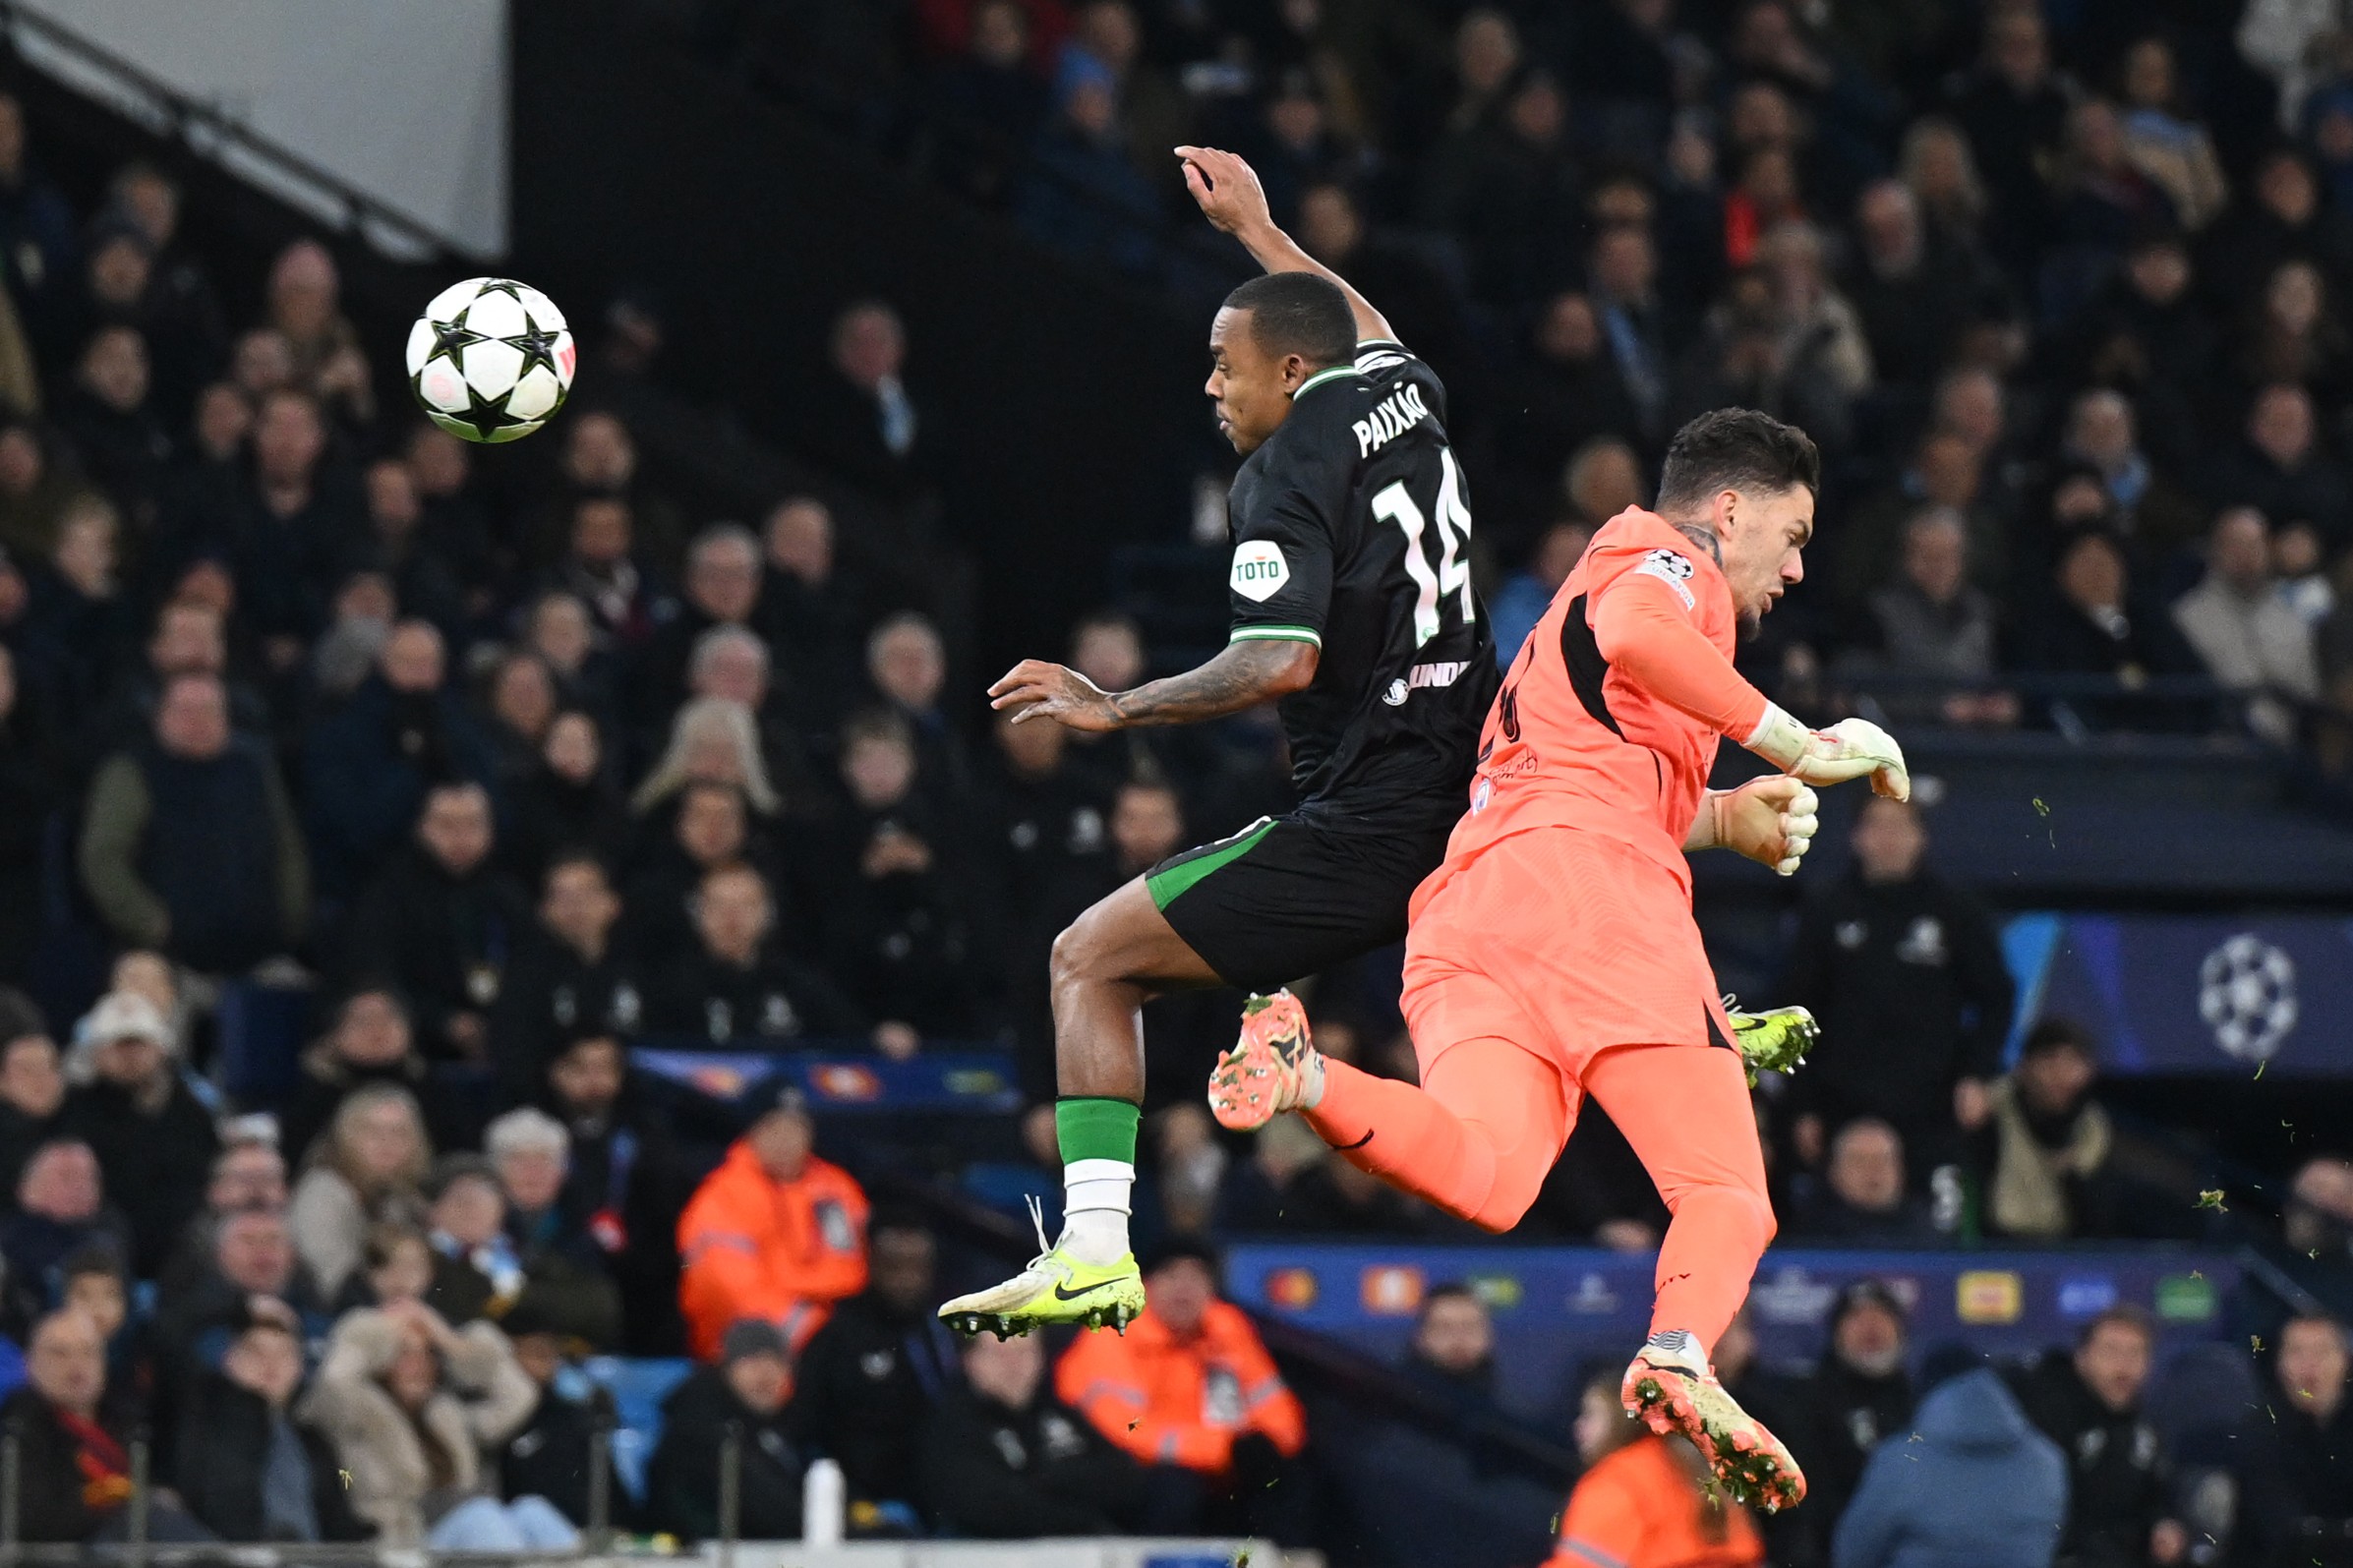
[176,1304,371,1545]
[1784,795,2013,1178]
[923,1325,1150,1536]
[629,522,765,732]
[0,421,85,565]
[684,625,816,802]
[155,1204,326,1381]
[1977,1019,2122,1242]
[816,706,974,1036]
[790,1218,957,1514]
[287,1083,431,1300]
[223,388,358,659]
[0,1026,63,1193]
[2212,383,2353,545]
[2,1307,208,1544]
[1549,1365,1764,1568]
[522,591,618,718]
[1057,1242,1311,1544]
[630,694,782,819]
[2272,1158,2353,1324]
[493,1301,623,1530]
[1399,1284,1497,1411]
[156,1135,287,1297]
[480,649,559,790]
[808,299,931,500]
[57,989,215,1277]
[54,322,172,529]
[265,240,371,426]
[538,1030,687,1354]
[973,706,1110,940]
[422,1155,526,1325]
[300,1298,562,1550]
[1767,1280,1915,1560]
[492,851,642,1094]
[1489,521,1593,673]
[2009,1307,2185,1568]
[1832,1359,2065,1568]
[1018,80,1164,279]
[2173,506,2322,744]
[344,780,530,1063]
[500,709,626,887]
[757,495,861,730]
[625,780,783,966]
[302,618,496,896]
[677,1086,868,1359]
[865,610,968,791]
[81,598,268,774]
[2241,1312,2353,1558]
[1850,507,2010,725]
[649,861,871,1047]
[555,410,685,574]
[2018,530,2206,726]
[1498,294,1640,529]
[487,1107,621,1350]
[550,495,668,649]
[647,1318,805,1540]
[0,1140,131,1326]
[280,985,465,1168]
[80,670,307,973]
[1791,1120,1943,1246]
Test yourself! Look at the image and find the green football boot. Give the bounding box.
[1727,998,1817,1086]
[937,1198,1147,1338]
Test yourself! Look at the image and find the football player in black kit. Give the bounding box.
[942,145,1499,1334]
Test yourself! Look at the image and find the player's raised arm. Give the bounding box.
[1177,145,1398,348]
[988,638,1318,731]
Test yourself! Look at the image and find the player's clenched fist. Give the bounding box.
[1741,704,1911,802]
[1689,776,1819,876]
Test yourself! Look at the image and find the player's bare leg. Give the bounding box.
[940,878,1220,1337]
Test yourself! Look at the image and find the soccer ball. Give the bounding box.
[405,276,575,443]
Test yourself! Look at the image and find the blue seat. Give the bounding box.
[578,1356,694,1501]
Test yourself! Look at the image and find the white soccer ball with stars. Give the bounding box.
[405,276,575,443]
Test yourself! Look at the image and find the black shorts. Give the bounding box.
[1146,801,1459,992]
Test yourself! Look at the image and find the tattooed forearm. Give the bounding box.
[1110,638,1318,726]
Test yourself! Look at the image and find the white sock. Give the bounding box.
[1642,1328,1708,1376]
[1061,1158,1134,1265]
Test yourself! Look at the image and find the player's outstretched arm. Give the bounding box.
[1177,145,1398,347]
[989,640,1318,731]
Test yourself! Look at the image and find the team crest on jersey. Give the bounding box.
[1231,540,1290,602]
[1635,549,1697,609]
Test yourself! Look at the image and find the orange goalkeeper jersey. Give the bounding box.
[1431,508,1771,896]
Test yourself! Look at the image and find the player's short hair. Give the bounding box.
[1654,408,1821,515]
[1220,272,1356,369]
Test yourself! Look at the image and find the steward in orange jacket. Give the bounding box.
[1553,1373,1764,1568]
[677,1089,867,1360]
[1055,1248,1305,1474]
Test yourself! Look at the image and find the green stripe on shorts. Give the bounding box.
[1147,817,1276,910]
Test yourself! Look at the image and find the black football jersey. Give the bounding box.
[1224,337,1499,816]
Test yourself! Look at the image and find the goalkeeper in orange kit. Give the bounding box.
[1211,409,1911,1511]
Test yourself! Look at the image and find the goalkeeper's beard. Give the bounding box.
[1738,607,1764,641]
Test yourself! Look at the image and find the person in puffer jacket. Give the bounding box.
[1832,1364,2068,1568]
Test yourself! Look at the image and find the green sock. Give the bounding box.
[1055,1095,1140,1166]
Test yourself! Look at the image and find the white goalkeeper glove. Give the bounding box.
[1690,776,1820,876]
[1743,703,1912,802]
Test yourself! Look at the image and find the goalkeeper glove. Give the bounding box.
[1690,776,1820,876]
[1743,703,1911,801]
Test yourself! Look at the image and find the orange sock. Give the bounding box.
[1583,1042,1776,1355]
[1303,1038,1572,1234]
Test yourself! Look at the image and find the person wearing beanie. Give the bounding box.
[1773,1281,1918,1566]
[645,1316,806,1540]
[57,988,217,1277]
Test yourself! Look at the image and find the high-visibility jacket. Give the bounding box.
[1055,1298,1305,1474]
[1549,1434,1764,1568]
[676,1140,868,1360]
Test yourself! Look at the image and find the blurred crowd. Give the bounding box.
[701,0,2353,774]
[0,0,2342,1556]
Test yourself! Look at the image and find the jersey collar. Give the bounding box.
[1291,365,1356,401]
